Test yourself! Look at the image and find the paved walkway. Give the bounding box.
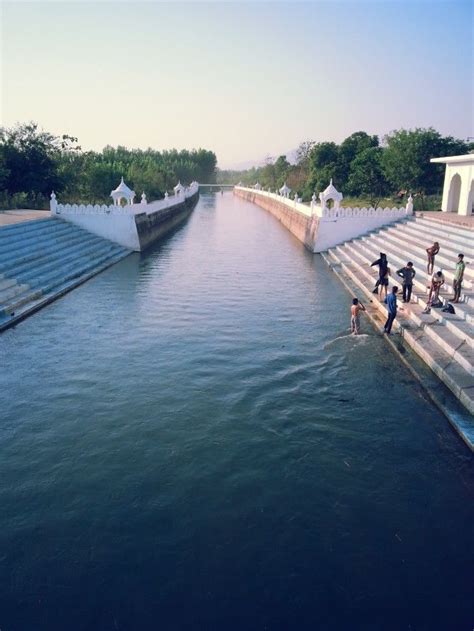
[0,209,50,227]
[417,211,474,230]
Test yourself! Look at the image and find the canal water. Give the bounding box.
[0,193,473,630]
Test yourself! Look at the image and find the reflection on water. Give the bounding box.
[0,193,473,630]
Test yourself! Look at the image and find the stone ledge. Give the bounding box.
[322,252,474,451]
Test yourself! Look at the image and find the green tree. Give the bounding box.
[347,147,389,207]
[307,142,340,193]
[382,128,468,205]
[338,131,379,188]
[0,122,65,202]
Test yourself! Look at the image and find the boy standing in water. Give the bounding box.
[350,298,366,335]
[384,286,399,334]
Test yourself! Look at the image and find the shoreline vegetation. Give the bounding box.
[217,129,472,212]
[0,123,471,212]
[0,122,217,210]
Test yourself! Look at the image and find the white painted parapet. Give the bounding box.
[51,180,199,251]
[235,183,412,253]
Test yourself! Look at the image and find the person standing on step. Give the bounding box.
[384,286,399,335]
[370,253,388,294]
[426,241,440,274]
[350,298,366,335]
[378,264,391,302]
[396,261,416,303]
[452,254,465,303]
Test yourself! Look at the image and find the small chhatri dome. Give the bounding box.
[279,182,291,196]
[110,177,135,206]
[322,179,341,198]
[111,177,134,196]
[174,181,185,194]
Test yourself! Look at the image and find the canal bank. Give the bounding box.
[1,193,473,630]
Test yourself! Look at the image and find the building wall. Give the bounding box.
[441,163,474,215]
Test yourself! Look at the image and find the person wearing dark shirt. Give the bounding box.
[384,286,399,334]
[370,253,388,294]
[396,261,416,303]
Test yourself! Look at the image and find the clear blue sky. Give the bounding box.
[2,1,473,168]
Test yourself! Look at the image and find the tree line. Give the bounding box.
[0,122,217,209]
[217,129,472,209]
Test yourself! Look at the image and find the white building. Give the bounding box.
[430,154,474,216]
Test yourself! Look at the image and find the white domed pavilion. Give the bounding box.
[111,177,135,206]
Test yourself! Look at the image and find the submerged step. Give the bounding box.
[325,217,474,426]
[0,218,131,332]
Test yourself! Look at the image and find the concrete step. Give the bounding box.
[0,231,104,274]
[0,220,75,250]
[0,278,17,292]
[323,250,474,422]
[0,217,53,236]
[338,241,474,352]
[328,247,474,403]
[415,216,474,241]
[356,237,474,322]
[384,225,474,278]
[0,246,126,316]
[393,223,474,263]
[0,280,30,304]
[0,224,83,259]
[11,240,121,286]
[407,217,474,254]
[1,231,107,277]
[364,232,473,292]
[0,217,131,331]
[0,248,129,330]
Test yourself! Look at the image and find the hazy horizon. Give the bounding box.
[2,1,473,169]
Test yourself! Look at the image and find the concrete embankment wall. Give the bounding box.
[53,185,200,252]
[234,188,317,251]
[56,211,140,250]
[135,191,199,250]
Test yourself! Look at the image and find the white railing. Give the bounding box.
[52,182,199,217]
[235,185,414,252]
[234,186,412,219]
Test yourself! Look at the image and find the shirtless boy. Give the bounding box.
[351,298,366,335]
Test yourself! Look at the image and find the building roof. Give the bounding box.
[111,177,134,197]
[430,154,474,165]
[322,179,342,198]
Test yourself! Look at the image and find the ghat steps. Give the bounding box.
[0,217,130,331]
[322,214,474,421]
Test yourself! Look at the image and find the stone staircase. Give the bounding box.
[322,214,474,419]
[0,217,130,331]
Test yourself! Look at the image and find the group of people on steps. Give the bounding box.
[350,240,466,336]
